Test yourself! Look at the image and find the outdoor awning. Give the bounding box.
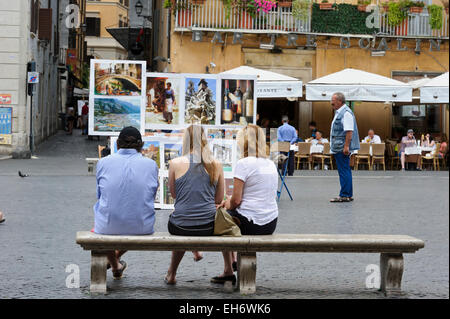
[305,68,413,102]
[220,66,303,98]
[419,72,449,104]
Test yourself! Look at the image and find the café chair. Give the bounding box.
[314,142,333,170]
[355,143,371,170]
[295,142,311,170]
[421,143,440,171]
[371,143,386,171]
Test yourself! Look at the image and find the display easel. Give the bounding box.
[270,141,293,201]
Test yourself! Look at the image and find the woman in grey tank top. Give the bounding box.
[165,125,224,285]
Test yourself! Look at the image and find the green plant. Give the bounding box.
[311,3,376,34]
[357,0,371,5]
[411,1,425,8]
[292,0,311,22]
[428,4,443,29]
[387,1,407,26]
[321,0,329,3]
[164,0,192,12]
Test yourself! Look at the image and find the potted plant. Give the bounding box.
[319,0,333,10]
[388,0,408,35]
[278,0,293,8]
[428,4,444,29]
[409,0,425,14]
[239,0,256,29]
[381,1,389,12]
[357,0,371,12]
[292,0,311,22]
[164,0,193,27]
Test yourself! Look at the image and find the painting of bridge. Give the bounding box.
[94,62,143,96]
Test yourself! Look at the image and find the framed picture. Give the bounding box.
[184,74,220,125]
[209,139,235,173]
[219,75,257,126]
[89,59,146,136]
[142,140,161,168]
[93,61,143,96]
[163,143,183,169]
[146,73,184,129]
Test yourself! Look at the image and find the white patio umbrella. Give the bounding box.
[419,72,449,104]
[305,68,413,102]
[220,66,303,98]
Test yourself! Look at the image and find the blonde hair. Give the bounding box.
[237,124,268,159]
[182,125,219,185]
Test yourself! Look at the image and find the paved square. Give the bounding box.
[0,131,448,299]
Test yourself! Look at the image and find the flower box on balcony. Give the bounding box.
[357,5,367,12]
[191,0,205,4]
[278,1,292,8]
[319,3,333,10]
[409,7,423,14]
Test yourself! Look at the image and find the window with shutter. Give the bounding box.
[38,8,52,41]
[30,0,40,34]
[86,17,101,36]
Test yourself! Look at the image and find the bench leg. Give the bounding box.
[380,253,404,295]
[237,252,257,295]
[90,251,108,294]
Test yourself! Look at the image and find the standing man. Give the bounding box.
[277,115,298,176]
[94,126,159,279]
[81,102,89,135]
[329,93,360,202]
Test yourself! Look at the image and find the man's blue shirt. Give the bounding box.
[277,123,298,145]
[94,148,159,235]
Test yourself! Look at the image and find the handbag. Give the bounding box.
[213,207,241,237]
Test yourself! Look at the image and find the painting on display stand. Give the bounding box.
[89,59,146,136]
[208,138,236,173]
[110,136,161,169]
[220,75,257,126]
[163,143,183,169]
[184,75,220,125]
[146,73,184,129]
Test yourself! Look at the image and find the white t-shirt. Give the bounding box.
[362,135,381,144]
[234,157,278,226]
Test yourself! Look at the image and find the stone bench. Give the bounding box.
[86,158,99,175]
[76,231,424,295]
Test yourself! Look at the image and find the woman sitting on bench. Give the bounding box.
[212,124,279,285]
[165,125,224,285]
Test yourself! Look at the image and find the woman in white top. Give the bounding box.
[211,124,278,285]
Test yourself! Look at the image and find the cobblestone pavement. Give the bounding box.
[0,130,448,299]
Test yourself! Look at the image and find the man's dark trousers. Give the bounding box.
[334,152,353,198]
[281,150,295,176]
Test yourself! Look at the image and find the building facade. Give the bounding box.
[86,0,129,60]
[0,0,87,157]
[155,0,449,140]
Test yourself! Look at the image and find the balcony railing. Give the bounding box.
[379,10,448,38]
[173,0,311,33]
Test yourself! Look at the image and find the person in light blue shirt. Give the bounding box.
[94,126,159,279]
[277,116,298,176]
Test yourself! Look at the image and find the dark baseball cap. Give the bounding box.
[118,126,142,141]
